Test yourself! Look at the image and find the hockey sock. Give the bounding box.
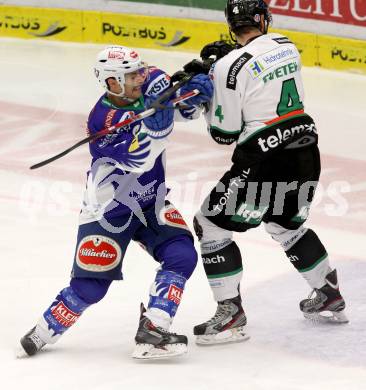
[147,270,186,330]
[39,286,91,344]
[285,229,331,289]
[201,241,243,302]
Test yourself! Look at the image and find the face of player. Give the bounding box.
[123,66,149,100]
[107,66,148,102]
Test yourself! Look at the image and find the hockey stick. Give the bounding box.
[152,71,194,109]
[30,88,199,170]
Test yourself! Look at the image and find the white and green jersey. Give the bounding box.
[205,33,316,151]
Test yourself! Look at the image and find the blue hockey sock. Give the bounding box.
[147,270,186,328]
[42,286,91,340]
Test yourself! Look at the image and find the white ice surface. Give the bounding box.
[0,39,365,390]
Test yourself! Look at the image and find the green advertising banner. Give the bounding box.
[1,4,365,74]
[117,0,223,11]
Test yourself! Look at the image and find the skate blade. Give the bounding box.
[304,310,349,324]
[132,343,187,360]
[195,326,250,346]
[15,345,29,359]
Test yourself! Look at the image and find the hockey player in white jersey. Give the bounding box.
[193,0,348,345]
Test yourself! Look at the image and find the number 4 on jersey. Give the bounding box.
[277,78,304,116]
[215,105,224,123]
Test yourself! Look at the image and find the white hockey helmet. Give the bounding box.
[94,45,148,97]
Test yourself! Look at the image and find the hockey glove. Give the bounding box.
[183,59,212,75]
[200,40,235,63]
[171,59,212,85]
[178,74,213,106]
[143,98,174,139]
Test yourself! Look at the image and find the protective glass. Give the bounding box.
[124,63,149,87]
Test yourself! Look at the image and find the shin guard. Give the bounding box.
[201,241,243,302]
[285,229,331,289]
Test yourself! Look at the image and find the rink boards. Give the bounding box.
[0,4,365,75]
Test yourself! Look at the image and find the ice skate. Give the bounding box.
[193,295,249,345]
[300,269,349,324]
[132,304,188,360]
[17,326,46,358]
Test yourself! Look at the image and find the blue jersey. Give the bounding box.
[80,67,174,223]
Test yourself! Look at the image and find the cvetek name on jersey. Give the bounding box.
[247,46,298,80]
[263,62,299,84]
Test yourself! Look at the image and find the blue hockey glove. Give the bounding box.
[179,74,213,106]
[143,98,174,139]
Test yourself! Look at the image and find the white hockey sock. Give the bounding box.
[35,316,62,345]
[144,307,171,330]
[300,256,332,289]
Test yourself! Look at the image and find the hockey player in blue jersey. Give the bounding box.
[19,45,213,359]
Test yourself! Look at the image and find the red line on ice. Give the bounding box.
[0,100,365,235]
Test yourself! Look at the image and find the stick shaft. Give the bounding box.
[30,88,199,170]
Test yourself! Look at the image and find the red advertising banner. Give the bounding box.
[268,0,366,28]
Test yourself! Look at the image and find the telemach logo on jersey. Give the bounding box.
[76,235,122,272]
[257,122,317,152]
[226,52,253,90]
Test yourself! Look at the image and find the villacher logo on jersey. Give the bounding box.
[76,235,122,272]
[79,248,115,258]
[160,204,190,230]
